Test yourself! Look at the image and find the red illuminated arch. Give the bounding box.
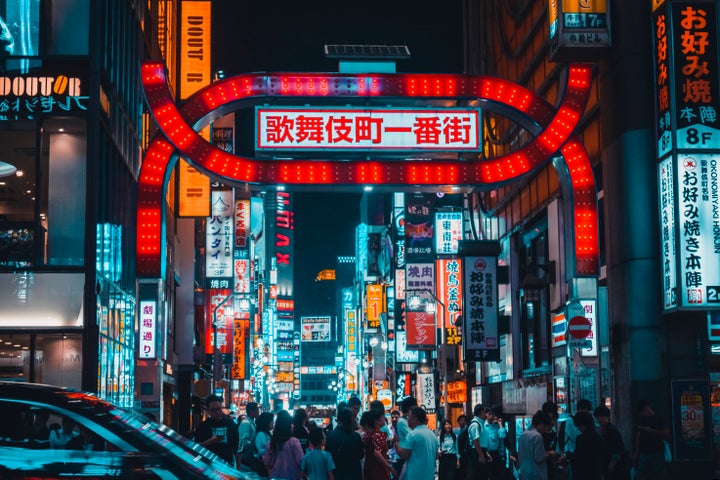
[138,62,598,278]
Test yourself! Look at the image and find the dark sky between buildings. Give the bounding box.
[211,0,464,313]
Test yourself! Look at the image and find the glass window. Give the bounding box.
[42,118,87,266]
[0,333,30,381]
[35,333,82,389]
[0,118,87,267]
[47,0,89,55]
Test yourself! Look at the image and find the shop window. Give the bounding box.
[0,118,86,268]
[0,333,30,381]
[35,333,82,389]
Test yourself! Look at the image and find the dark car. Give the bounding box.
[0,381,259,479]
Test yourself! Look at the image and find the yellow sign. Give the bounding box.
[562,0,606,13]
[177,158,210,217]
[366,284,384,328]
[549,0,559,32]
[180,1,211,100]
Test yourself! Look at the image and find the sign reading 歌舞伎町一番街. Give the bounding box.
[256,107,481,152]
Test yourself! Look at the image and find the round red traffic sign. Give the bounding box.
[567,315,592,339]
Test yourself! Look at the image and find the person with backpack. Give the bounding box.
[467,404,491,480]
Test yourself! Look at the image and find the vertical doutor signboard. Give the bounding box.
[460,241,501,362]
[653,1,720,310]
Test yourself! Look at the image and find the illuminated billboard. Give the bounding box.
[256,107,480,152]
[301,316,331,342]
[180,1,211,100]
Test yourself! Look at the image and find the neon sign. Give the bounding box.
[138,63,599,279]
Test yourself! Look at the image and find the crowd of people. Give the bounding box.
[190,394,671,480]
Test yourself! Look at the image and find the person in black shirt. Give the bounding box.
[594,405,628,480]
[292,407,310,452]
[634,400,669,480]
[325,408,364,480]
[570,411,603,480]
[194,394,239,466]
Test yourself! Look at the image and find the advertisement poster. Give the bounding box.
[671,379,712,461]
[300,316,330,342]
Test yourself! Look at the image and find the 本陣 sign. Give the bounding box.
[675,154,720,307]
[256,107,480,152]
[463,255,500,361]
[671,3,720,151]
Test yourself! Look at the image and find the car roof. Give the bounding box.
[0,381,113,410]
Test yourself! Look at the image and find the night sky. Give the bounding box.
[211,0,464,314]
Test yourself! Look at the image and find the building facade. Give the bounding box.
[465,0,717,475]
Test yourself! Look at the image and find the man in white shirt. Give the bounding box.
[237,402,259,469]
[467,403,491,479]
[394,406,439,480]
[519,411,555,480]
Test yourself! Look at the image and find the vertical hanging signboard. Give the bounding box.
[653,0,720,311]
[460,241,501,362]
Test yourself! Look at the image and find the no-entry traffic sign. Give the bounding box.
[567,315,592,339]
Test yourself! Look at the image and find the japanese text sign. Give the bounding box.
[672,3,720,151]
[437,258,463,345]
[675,154,720,307]
[206,190,234,283]
[365,284,384,330]
[395,330,420,363]
[463,255,500,361]
[406,310,437,349]
[416,372,436,413]
[139,301,156,359]
[435,211,464,255]
[256,107,480,152]
[659,157,679,309]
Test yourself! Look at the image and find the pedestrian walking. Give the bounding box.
[262,411,304,480]
[302,428,335,480]
[467,404,491,480]
[293,407,311,452]
[569,411,603,480]
[193,394,239,466]
[485,408,511,480]
[394,406,439,480]
[249,411,273,477]
[325,407,364,480]
[455,414,471,480]
[540,401,562,480]
[238,401,259,469]
[518,410,555,480]
[387,409,402,479]
[361,409,395,479]
[593,405,629,480]
[395,395,417,477]
[634,400,670,480]
[438,419,458,480]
